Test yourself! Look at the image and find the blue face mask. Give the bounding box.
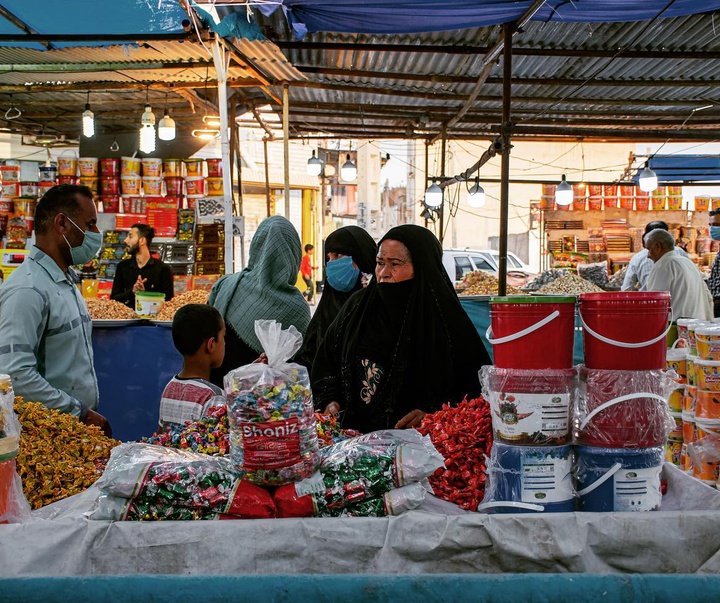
[711,226,720,242]
[326,256,360,292]
[63,215,102,266]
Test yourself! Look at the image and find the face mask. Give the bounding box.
[711,226,720,241]
[326,256,360,292]
[63,215,102,265]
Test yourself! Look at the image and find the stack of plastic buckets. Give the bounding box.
[575,292,673,512]
[479,296,577,513]
[677,319,720,485]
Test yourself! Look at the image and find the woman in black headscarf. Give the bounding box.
[297,226,377,368]
[311,224,491,433]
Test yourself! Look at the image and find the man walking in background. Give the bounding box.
[300,243,316,304]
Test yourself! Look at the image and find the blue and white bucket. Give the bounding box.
[478,443,575,513]
[575,446,664,512]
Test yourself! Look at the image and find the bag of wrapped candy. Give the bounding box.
[90,443,276,521]
[225,320,320,486]
[274,429,443,517]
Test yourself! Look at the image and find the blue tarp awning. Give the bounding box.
[0,0,188,49]
[251,0,720,38]
[636,155,720,183]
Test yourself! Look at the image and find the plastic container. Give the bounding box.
[619,197,635,211]
[121,175,141,196]
[482,366,575,445]
[18,182,37,198]
[696,196,711,212]
[575,446,664,512]
[478,443,574,514]
[99,177,120,196]
[2,183,19,198]
[135,291,166,317]
[683,412,697,444]
[579,292,671,370]
[0,165,19,182]
[79,177,98,194]
[684,385,697,414]
[13,198,34,218]
[666,348,688,382]
[697,420,720,439]
[185,176,206,197]
[206,158,222,178]
[142,177,163,196]
[38,165,57,182]
[37,181,53,194]
[121,156,141,177]
[164,176,183,196]
[696,389,720,420]
[687,322,712,357]
[57,175,77,186]
[694,359,720,392]
[677,318,695,344]
[687,356,698,387]
[99,196,120,213]
[163,158,182,177]
[488,296,576,369]
[206,177,224,196]
[668,411,683,441]
[184,158,204,178]
[665,440,682,465]
[142,158,163,179]
[100,157,120,176]
[635,190,650,211]
[695,327,720,361]
[0,199,13,213]
[78,157,99,178]
[576,367,675,448]
[57,155,77,176]
[668,388,684,413]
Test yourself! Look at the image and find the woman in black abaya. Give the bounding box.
[311,224,491,433]
[297,226,377,368]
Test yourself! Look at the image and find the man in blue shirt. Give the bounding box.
[0,184,111,435]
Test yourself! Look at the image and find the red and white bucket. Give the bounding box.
[482,366,576,446]
[487,295,576,369]
[206,158,222,178]
[579,292,672,370]
[576,367,675,448]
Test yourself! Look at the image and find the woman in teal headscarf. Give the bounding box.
[208,215,311,387]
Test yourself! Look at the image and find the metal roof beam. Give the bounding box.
[278,41,720,60]
[296,67,720,89]
[0,33,188,42]
[0,79,261,92]
[0,61,214,73]
[0,2,52,49]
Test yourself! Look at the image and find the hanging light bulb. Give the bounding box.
[307,149,322,176]
[81,92,94,138]
[555,174,574,206]
[139,103,156,154]
[340,153,357,181]
[425,180,443,208]
[192,129,219,141]
[158,109,176,141]
[202,114,221,128]
[638,164,658,192]
[467,177,486,208]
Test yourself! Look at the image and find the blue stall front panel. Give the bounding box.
[92,324,180,442]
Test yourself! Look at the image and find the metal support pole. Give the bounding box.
[282,84,291,218]
[263,137,271,217]
[211,40,234,276]
[439,124,447,243]
[498,23,514,297]
[423,141,429,228]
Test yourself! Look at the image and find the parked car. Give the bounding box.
[442,248,536,287]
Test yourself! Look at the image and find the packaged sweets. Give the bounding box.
[273,429,443,518]
[92,443,276,521]
[225,320,319,485]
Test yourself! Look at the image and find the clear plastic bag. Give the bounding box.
[478,443,575,514]
[480,366,576,446]
[91,442,276,521]
[575,367,676,448]
[688,433,720,486]
[0,374,21,460]
[0,375,32,523]
[577,261,609,288]
[224,320,319,485]
[274,429,443,517]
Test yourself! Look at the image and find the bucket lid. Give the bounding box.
[678,318,704,327]
[682,412,696,422]
[136,292,165,299]
[697,419,720,428]
[666,349,688,361]
[670,411,683,419]
[695,326,720,336]
[692,358,720,367]
[490,295,575,304]
[579,291,671,302]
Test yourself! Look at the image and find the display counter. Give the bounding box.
[92,323,180,442]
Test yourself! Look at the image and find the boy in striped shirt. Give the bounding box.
[159,304,226,430]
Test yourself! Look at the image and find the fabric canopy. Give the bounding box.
[252,0,720,38]
[637,155,720,183]
[0,0,187,49]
